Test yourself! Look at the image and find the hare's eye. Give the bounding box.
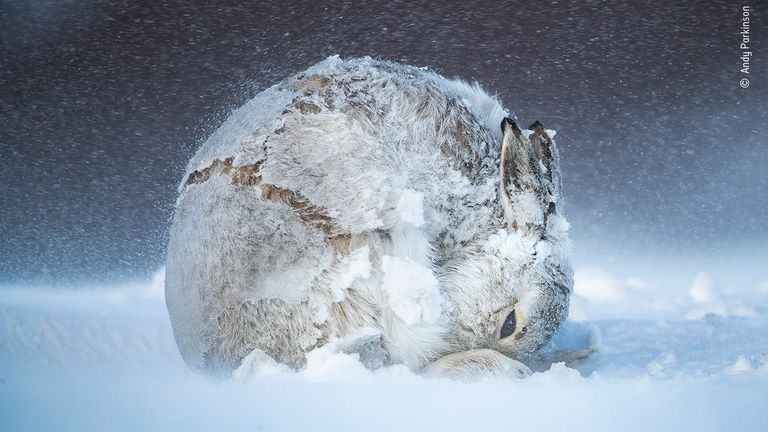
[499,310,517,339]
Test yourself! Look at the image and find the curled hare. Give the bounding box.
[165,56,574,380]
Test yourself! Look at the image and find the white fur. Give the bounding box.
[165,56,573,377]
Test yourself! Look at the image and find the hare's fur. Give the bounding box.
[165,56,572,377]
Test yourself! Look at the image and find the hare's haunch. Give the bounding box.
[165,56,573,380]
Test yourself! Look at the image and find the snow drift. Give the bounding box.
[1,267,767,431]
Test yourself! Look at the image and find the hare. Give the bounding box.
[165,56,573,380]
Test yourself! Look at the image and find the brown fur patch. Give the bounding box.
[186,157,234,185]
[184,157,348,254]
[231,161,263,186]
[293,100,321,114]
[328,234,351,255]
[285,74,333,93]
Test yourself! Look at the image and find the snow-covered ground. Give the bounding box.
[1,267,767,431]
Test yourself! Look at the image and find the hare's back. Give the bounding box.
[165,57,507,370]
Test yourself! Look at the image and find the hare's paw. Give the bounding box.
[526,348,596,373]
[422,349,532,381]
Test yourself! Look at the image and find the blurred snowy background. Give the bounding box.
[1,0,766,292]
[1,1,767,430]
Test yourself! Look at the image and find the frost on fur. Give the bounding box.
[164,56,573,378]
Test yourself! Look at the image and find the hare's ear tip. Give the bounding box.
[528,120,544,131]
[500,117,519,133]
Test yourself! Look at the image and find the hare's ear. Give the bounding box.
[528,120,562,200]
[498,118,561,235]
